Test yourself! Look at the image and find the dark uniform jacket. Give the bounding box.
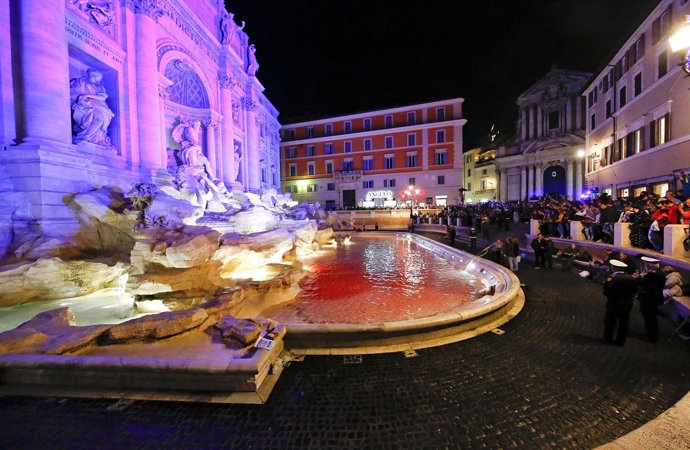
[603,271,638,307]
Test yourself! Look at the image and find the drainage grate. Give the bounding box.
[491,328,506,335]
[404,349,419,358]
[343,355,363,364]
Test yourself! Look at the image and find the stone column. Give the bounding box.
[535,164,543,197]
[566,159,574,200]
[243,90,260,192]
[521,109,527,141]
[214,124,224,182]
[521,166,527,200]
[565,97,572,131]
[575,159,583,199]
[19,0,72,146]
[205,122,218,179]
[575,96,582,130]
[158,81,170,167]
[530,106,536,139]
[495,170,501,201]
[0,0,15,147]
[537,107,543,138]
[219,74,237,187]
[132,1,164,170]
[500,169,508,201]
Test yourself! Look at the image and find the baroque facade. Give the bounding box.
[583,0,690,198]
[280,99,466,209]
[0,0,280,238]
[494,69,590,201]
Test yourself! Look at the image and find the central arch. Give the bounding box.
[543,165,566,197]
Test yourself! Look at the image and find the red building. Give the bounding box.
[280,99,466,209]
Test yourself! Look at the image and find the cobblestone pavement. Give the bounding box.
[1,228,689,449]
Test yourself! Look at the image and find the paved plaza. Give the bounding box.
[0,230,689,449]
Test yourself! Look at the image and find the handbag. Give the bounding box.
[516,255,521,263]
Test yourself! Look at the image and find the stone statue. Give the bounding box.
[247,44,260,76]
[170,120,233,210]
[233,143,242,182]
[71,0,115,33]
[70,69,115,147]
[220,12,245,46]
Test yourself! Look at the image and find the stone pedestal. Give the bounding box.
[614,222,631,248]
[664,224,690,259]
[529,219,540,236]
[569,221,583,241]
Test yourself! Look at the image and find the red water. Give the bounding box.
[273,234,485,324]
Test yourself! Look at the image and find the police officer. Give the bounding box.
[603,259,639,346]
[637,256,665,342]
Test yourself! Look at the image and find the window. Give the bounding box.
[307,162,315,176]
[363,158,373,170]
[408,177,416,186]
[467,169,472,177]
[288,147,297,158]
[289,129,296,139]
[327,183,336,191]
[306,145,315,157]
[652,6,672,44]
[364,139,372,151]
[406,154,418,168]
[548,111,560,129]
[344,121,352,133]
[634,73,642,97]
[325,124,333,136]
[307,184,318,192]
[324,143,334,155]
[344,141,352,153]
[385,136,394,148]
[364,118,372,131]
[384,179,396,188]
[426,197,433,205]
[629,33,645,64]
[606,100,612,119]
[436,107,445,121]
[384,155,394,169]
[466,155,472,164]
[407,134,416,146]
[435,151,447,165]
[261,166,267,183]
[588,89,598,107]
[619,86,627,108]
[363,180,374,189]
[326,162,333,174]
[289,164,297,177]
[438,175,445,185]
[385,115,393,128]
[482,169,487,175]
[650,113,671,148]
[590,113,596,130]
[341,160,354,171]
[306,127,313,137]
[658,50,668,79]
[288,185,298,193]
[407,111,416,125]
[436,130,445,143]
[633,128,643,154]
[467,182,472,191]
[603,71,613,92]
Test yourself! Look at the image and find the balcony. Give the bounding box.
[333,170,363,181]
[474,156,496,167]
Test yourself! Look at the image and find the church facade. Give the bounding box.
[0,0,280,238]
[494,69,590,202]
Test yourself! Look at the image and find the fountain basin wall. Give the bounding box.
[282,233,522,351]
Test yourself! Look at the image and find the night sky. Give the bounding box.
[228,0,660,148]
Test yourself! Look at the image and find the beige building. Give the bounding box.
[463,147,497,203]
[583,0,690,198]
[494,69,591,201]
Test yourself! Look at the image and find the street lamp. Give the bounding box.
[670,15,690,75]
[404,185,420,216]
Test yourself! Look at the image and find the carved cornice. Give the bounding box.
[218,73,239,90]
[126,0,165,22]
